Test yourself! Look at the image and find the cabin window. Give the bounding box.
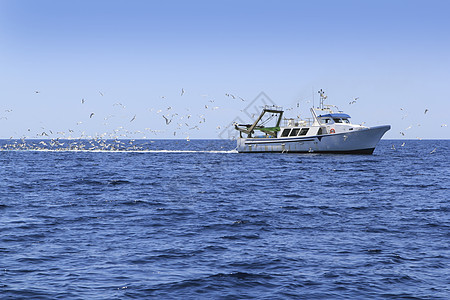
[290,128,300,136]
[281,128,291,137]
[333,118,343,123]
[299,128,309,135]
[320,118,332,124]
[343,118,350,124]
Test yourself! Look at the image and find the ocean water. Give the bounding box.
[0,139,449,299]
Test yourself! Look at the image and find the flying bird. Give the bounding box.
[81,98,85,104]
[430,147,436,154]
[113,102,125,108]
[349,97,359,105]
[424,109,429,114]
[130,115,136,122]
[99,91,104,96]
[162,115,172,125]
[181,88,185,96]
[90,113,95,118]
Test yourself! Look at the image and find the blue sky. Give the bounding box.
[0,0,449,139]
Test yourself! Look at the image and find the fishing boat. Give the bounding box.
[235,91,390,154]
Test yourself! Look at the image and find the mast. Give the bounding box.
[317,89,327,109]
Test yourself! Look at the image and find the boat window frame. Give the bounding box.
[290,128,300,136]
[280,128,291,137]
[299,128,309,136]
[320,118,334,124]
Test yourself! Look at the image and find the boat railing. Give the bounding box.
[263,104,283,111]
[282,117,313,127]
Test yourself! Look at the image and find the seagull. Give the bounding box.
[349,97,359,105]
[424,109,429,114]
[81,98,85,104]
[430,147,436,154]
[239,97,245,101]
[401,142,406,147]
[441,124,448,127]
[35,91,40,94]
[90,113,95,118]
[130,115,136,122]
[162,115,171,125]
[181,88,185,96]
[400,132,405,136]
[391,144,396,150]
[99,91,104,96]
[113,102,125,108]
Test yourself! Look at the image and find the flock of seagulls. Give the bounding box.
[0,88,251,151]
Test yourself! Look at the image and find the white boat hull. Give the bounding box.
[237,125,390,154]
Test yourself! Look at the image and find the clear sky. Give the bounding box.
[0,0,449,139]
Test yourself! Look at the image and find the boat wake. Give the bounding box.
[2,149,238,154]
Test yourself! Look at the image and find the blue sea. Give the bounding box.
[1,139,449,299]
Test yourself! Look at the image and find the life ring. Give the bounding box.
[330,128,336,134]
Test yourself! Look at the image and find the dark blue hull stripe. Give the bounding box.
[239,148,375,155]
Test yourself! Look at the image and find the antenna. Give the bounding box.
[317,89,326,109]
[312,86,314,109]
